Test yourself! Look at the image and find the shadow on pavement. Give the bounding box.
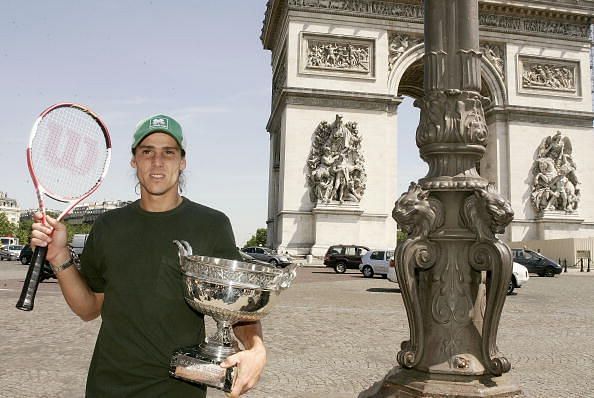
[367,287,401,293]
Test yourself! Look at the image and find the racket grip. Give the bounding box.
[16,246,48,311]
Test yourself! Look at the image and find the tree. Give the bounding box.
[65,223,93,243]
[16,219,33,245]
[0,212,16,238]
[244,228,267,248]
[15,218,93,246]
[397,229,408,243]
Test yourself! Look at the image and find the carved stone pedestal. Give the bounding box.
[360,367,523,398]
[310,202,364,256]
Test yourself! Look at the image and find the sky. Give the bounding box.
[0,1,426,245]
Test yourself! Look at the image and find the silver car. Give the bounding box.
[0,245,22,261]
[359,249,395,278]
[241,246,292,268]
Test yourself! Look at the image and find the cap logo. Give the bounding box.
[150,117,168,129]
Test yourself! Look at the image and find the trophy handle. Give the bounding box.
[173,240,193,258]
[276,263,300,289]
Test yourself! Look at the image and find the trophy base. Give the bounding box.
[170,346,237,393]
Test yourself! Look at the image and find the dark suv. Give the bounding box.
[323,244,370,273]
[512,248,562,277]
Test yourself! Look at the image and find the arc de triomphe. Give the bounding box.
[261,0,594,256]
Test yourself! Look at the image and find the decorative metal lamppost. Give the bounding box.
[363,1,523,396]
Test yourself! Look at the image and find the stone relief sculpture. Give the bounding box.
[388,33,421,71]
[307,115,367,204]
[480,43,505,79]
[522,62,576,91]
[283,1,590,39]
[306,39,370,72]
[530,131,580,213]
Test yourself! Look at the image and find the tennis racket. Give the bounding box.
[16,103,111,311]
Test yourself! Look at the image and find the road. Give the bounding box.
[1,260,593,397]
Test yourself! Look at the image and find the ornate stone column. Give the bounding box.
[361,1,522,396]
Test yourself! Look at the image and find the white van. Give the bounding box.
[71,234,89,255]
[1,236,19,248]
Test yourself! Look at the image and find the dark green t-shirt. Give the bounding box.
[80,198,239,397]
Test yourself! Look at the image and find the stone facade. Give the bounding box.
[262,0,594,255]
[0,192,20,225]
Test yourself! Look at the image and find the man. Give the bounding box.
[31,114,266,397]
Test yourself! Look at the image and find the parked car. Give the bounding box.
[0,247,18,261]
[1,244,24,260]
[508,262,530,295]
[238,250,269,265]
[19,244,34,265]
[387,255,398,283]
[71,234,89,256]
[512,248,562,277]
[359,249,395,278]
[18,244,56,282]
[324,244,370,273]
[240,246,292,267]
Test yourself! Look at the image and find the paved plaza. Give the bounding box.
[0,260,593,397]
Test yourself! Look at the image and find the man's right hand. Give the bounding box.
[30,212,70,265]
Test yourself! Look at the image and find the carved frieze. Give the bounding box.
[302,34,374,78]
[388,33,422,71]
[520,56,578,95]
[479,13,588,39]
[530,131,580,214]
[289,0,423,21]
[284,0,590,39]
[307,115,367,204]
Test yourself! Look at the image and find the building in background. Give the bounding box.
[64,200,132,225]
[261,1,594,257]
[0,191,20,224]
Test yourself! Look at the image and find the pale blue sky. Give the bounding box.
[0,1,425,245]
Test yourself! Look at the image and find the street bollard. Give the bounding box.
[580,258,584,272]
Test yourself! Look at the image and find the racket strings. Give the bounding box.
[30,107,109,200]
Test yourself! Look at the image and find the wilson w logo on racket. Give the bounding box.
[44,122,101,175]
[17,103,111,311]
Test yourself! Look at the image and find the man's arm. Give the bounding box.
[31,213,103,321]
[220,321,267,398]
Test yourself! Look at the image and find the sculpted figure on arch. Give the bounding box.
[307,114,367,205]
[531,130,580,213]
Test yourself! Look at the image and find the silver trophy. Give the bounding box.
[170,240,298,392]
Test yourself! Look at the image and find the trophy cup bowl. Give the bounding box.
[170,240,299,392]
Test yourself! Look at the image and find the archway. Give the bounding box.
[390,44,507,197]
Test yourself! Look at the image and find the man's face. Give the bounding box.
[131,132,186,197]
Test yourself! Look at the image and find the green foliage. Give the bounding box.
[0,212,16,238]
[397,229,408,243]
[14,218,93,246]
[244,228,267,248]
[16,219,33,245]
[65,223,93,243]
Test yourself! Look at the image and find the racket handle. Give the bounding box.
[16,246,48,311]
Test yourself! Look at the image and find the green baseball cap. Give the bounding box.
[132,114,184,150]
